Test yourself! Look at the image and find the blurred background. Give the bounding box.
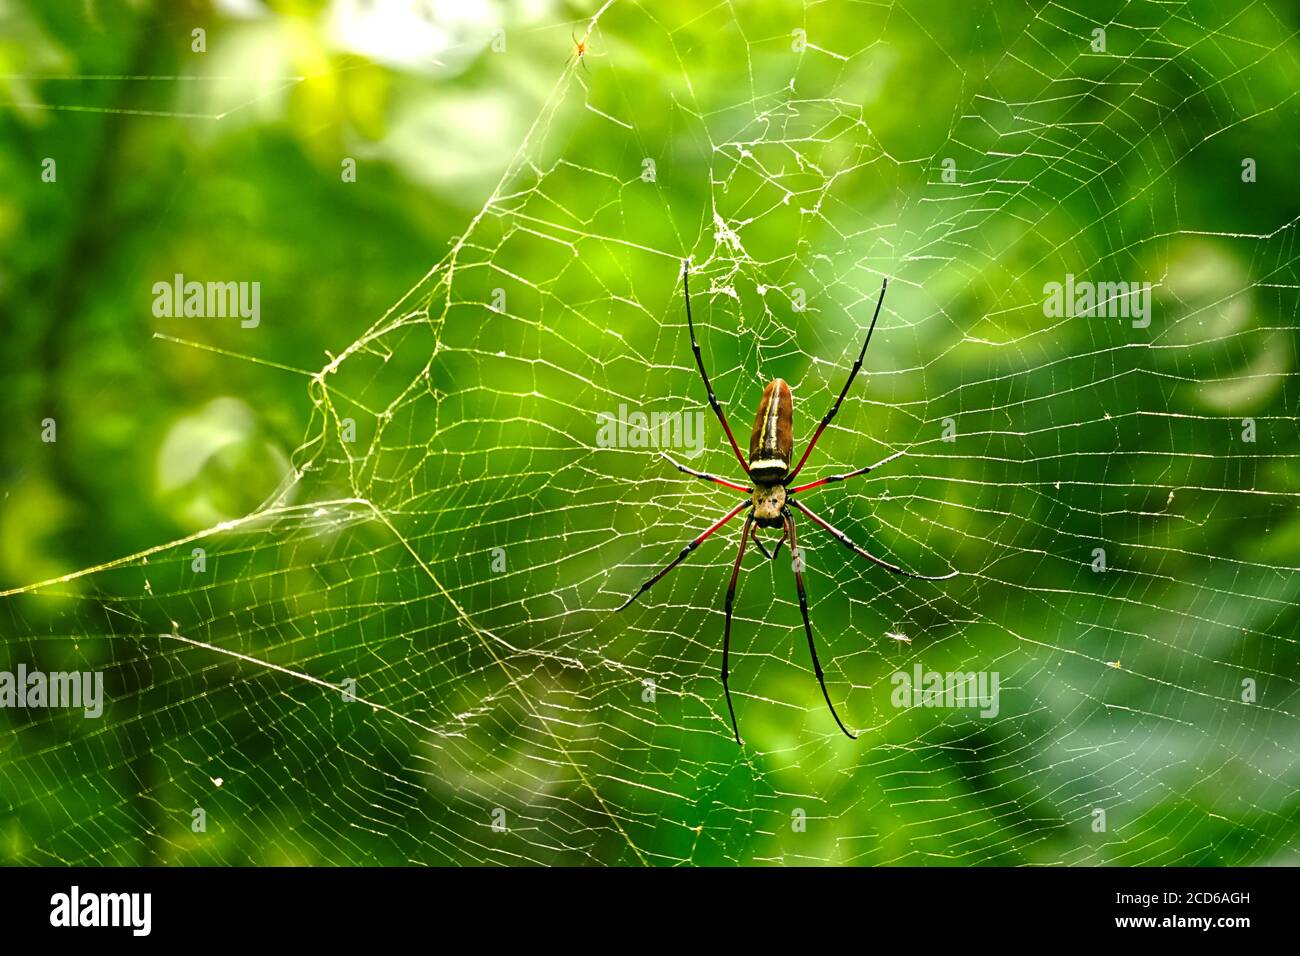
[2,0,1299,865]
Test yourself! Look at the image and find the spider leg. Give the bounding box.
[784,509,856,740]
[788,450,905,494]
[660,451,751,493]
[751,525,787,562]
[721,512,753,745]
[786,278,889,484]
[682,260,751,475]
[616,500,749,611]
[789,498,957,581]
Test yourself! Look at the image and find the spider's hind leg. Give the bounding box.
[784,508,857,740]
[721,512,754,745]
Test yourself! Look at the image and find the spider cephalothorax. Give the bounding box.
[751,480,786,528]
[617,261,957,744]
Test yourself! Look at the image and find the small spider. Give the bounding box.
[618,261,957,744]
[566,30,591,71]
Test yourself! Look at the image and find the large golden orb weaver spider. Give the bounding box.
[617,261,958,744]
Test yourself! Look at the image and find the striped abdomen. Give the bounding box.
[748,378,793,483]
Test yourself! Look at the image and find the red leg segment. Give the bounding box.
[617,500,750,611]
[683,261,751,475]
[786,278,889,483]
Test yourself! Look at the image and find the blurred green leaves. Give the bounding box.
[2,0,1299,866]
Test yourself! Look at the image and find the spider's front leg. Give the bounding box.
[682,260,752,476]
[786,277,889,484]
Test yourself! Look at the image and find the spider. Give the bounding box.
[566,30,591,71]
[617,261,957,744]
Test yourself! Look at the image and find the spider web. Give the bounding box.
[4,0,1300,866]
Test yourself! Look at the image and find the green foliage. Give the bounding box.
[1,0,1299,866]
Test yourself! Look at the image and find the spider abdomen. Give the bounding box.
[748,378,793,483]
